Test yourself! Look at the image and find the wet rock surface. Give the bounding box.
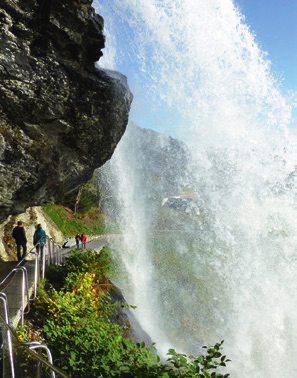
[0,0,133,222]
[109,282,152,345]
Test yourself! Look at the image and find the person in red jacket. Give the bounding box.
[80,233,87,248]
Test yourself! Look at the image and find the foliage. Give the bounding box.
[56,175,98,214]
[19,249,230,378]
[62,187,97,215]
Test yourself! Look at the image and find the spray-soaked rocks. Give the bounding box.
[0,0,133,222]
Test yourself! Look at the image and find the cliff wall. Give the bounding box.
[0,0,133,223]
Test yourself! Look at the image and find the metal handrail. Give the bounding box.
[0,312,70,378]
[0,235,63,331]
[0,293,15,378]
[0,235,68,377]
[16,243,39,299]
[0,266,30,329]
[22,341,56,378]
[0,234,102,377]
[15,235,62,299]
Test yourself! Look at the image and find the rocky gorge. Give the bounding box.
[0,0,133,239]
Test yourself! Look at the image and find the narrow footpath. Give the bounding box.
[0,235,109,328]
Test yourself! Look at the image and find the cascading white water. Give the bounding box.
[94,0,297,376]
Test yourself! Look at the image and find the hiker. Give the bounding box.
[12,221,27,261]
[80,233,87,248]
[33,224,46,261]
[75,233,81,248]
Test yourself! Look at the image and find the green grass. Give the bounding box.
[42,203,109,236]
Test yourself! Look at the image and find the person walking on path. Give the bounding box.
[33,224,46,262]
[75,233,81,248]
[80,233,87,248]
[12,221,27,261]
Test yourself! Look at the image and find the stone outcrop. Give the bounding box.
[108,283,152,346]
[0,0,133,223]
[0,206,64,261]
[162,196,200,215]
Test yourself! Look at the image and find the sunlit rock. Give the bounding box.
[0,0,133,222]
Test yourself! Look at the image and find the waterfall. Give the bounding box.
[94,0,297,376]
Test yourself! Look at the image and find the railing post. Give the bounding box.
[0,293,15,378]
[47,238,52,265]
[33,252,39,298]
[51,239,55,265]
[42,243,47,280]
[12,267,29,329]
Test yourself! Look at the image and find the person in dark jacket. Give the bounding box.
[75,233,81,248]
[12,221,27,261]
[33,224,46,261]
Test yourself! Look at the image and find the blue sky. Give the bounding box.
[235,0,297,93]
[98,0,297,94]
[96,0,297,135]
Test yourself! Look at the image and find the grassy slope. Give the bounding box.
[42,203,113,237]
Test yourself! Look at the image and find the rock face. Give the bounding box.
[0,0,133,223]
[0,206,64,261]
[162,196,200,215]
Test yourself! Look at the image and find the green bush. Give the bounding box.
[20,249,230,377]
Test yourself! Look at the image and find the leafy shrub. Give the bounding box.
[20,249,230,377]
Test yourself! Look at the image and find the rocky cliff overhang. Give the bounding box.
[0,0,133,223]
